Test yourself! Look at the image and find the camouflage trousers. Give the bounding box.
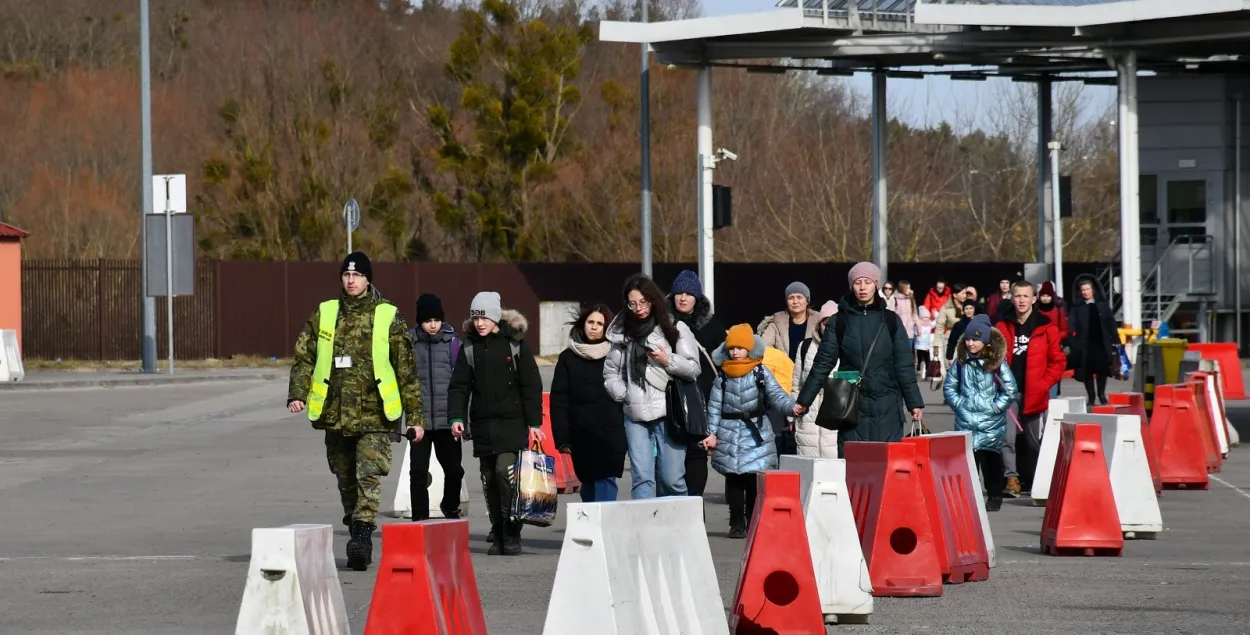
[325,431,392,525]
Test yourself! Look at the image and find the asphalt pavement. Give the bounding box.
[1,368,1249,634]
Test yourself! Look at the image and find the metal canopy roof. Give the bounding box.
[599,1,1250,77]
[912,0,1247,28]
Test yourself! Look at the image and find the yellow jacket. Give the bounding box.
[762,346,795,397]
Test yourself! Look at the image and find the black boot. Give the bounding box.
[346,521,375,571]
[486,524,499,545]
[728,507,747,539]
[986,496,1003,512]
[502,522,523,556]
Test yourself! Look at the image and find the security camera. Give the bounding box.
[716,148,738,162]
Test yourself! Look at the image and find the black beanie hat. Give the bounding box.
[340,251,372,280]
[416,293,445,323]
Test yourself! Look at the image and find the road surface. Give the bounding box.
[1,369,1248,634]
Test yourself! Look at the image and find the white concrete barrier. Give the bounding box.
[0,330,23,383]
[779,456,873,624]
[1189,367,1233,456]
[1072,413,1163,539]
[542,497,728,635]
[1032,396,1087,506]
[235,524,348,635]
[390,438,469,519]
[1199,360,1239,447]
[923,431,997,568]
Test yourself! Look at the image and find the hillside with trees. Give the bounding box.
[0,0,1120,262]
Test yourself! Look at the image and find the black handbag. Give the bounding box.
[665,376,709,442]
[815,318,888,432]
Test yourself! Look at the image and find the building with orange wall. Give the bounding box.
[0,222,29,350]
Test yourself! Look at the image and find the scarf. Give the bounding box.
[622,316,658,389]
[721,357,761,378]
[569,337,610,360]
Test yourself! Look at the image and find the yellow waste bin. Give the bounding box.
[1153,338,1190,385]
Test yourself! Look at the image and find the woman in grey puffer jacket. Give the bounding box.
[703,324,796,538]
[603,274,701,500]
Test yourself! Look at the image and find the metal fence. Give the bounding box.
[20,259,1110,361]
[21,260,216,360]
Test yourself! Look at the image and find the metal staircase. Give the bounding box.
[1096,235,1216,338]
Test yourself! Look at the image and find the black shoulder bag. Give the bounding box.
[814,314,888,432]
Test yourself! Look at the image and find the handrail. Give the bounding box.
[1144,234,1214,326]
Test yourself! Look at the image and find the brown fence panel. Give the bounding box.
[217,261,292,359]
[21,260,214,360]
[23,259,1114,361]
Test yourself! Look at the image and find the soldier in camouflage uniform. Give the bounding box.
[287,251,423,571]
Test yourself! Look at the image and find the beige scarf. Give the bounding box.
[569,338,611,360]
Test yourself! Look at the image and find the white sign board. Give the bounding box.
[151,174,188,214]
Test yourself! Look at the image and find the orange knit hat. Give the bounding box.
[725,324,755,351]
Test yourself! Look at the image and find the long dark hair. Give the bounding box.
[567,303,614,343]
[621,273,680,346]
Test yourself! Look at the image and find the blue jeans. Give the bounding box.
[624,416,688,499]
[578,478,619,503]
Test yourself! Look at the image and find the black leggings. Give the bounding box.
[724,472,759,521]
[1084,374,1108,403]
[684,444,709,497]
[974,450,1004,499]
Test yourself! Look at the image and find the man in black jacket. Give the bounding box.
[448,291,544,556]
[668,269,723,500]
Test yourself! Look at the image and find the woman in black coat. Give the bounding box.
[668,269,724,500]
[550,303,627,502]
[1068,274,1118,405]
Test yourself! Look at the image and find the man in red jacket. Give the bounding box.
[995,280,1067,497]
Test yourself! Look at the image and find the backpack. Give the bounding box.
[462,339,521,375]
[449,336,461,368]
[719,365,772,426]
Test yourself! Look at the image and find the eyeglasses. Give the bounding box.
[883,286,893,291]
[341,272,366,280]
[627,299,652,310]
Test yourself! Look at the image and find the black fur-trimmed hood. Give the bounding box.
[669,293,715,330]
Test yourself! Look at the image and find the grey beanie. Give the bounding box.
[469,291,502,324]
[785,281,811,304]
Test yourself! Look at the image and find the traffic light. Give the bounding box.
[1059,175,1073,218]
[713,184,733,229]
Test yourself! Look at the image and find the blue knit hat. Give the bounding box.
[670,269,703,297]
[964,314,994,344]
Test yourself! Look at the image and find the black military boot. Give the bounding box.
[502,522,523,556]
[486,524,499,544]
[346,521,375,571]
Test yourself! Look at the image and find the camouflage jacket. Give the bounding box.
[287,289,423,435]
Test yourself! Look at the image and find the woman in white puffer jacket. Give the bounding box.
[603,274,702,500]
[791,301,839,457]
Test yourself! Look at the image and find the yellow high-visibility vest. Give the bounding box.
[307,300,402,422]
